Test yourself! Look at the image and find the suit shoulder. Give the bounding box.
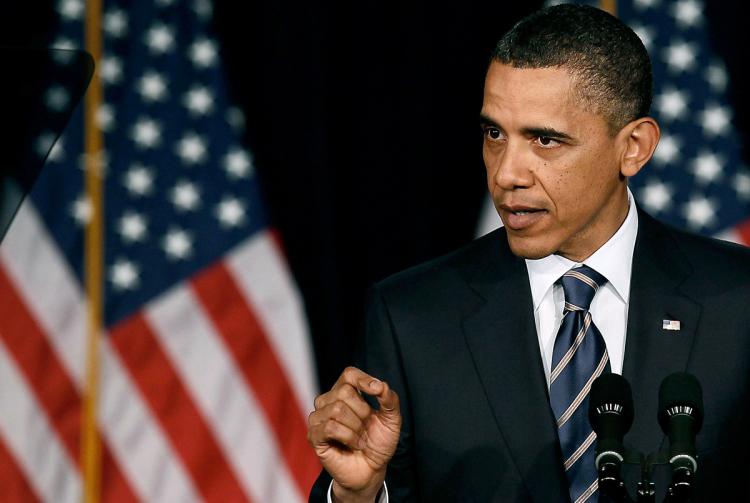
[373,228,506,298]
[668,225,750,277]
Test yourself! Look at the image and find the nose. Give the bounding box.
[486,141,534,191]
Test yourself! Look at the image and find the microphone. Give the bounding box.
[658,372,704,500]
[589,373,634,497]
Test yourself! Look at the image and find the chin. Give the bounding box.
[505,235,555,260]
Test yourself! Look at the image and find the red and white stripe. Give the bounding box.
[0,202,319,502]
[716,218,750,245]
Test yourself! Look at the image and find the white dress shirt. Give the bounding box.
[327,190,638,501]
[525,189,638,382]
[327,481,388,503]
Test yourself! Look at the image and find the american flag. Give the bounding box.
[477,0,750,243]
[0,0,320,501]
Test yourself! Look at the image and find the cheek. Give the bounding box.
[542,162,594,224]
[483,152,494,189]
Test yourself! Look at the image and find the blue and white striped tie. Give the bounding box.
[549,265,611,503]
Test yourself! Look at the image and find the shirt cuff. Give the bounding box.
[326,480,388,503]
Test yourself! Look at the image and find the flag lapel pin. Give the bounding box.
[662,319,681,331]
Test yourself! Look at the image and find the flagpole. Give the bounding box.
[83,0,104,501]
[600,0,617,16]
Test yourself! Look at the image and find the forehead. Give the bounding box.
[482,62,605,134]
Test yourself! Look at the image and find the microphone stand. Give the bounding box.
[662,464,695,502]
[597,460,634,502]
[597,449,673,503]
[632,452,694,503]
[635,453,655,503]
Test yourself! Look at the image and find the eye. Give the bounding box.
[536,136,561,148]
[484,127,503,141]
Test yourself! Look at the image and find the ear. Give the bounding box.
[618,117,660,177]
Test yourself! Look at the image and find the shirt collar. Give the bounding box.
[524,188,639,310]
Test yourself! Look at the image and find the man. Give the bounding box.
[308,4,750,502]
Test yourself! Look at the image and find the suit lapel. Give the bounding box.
[457,211,703,500]
[622,209,701,454]
[461,230,568,503]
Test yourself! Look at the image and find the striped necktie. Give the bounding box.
[549,265,611,503]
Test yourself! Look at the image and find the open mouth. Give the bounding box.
[502,208,546,230]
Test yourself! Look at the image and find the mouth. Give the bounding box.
[499,204,547,231]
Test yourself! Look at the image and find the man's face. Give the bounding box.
[481,62,630,262]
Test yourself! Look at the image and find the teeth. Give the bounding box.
[514,211,529,215]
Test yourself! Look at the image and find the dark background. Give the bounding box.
[2,1,750,392]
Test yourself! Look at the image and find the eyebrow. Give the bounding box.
[521,127,574,141]
[479,113,574,141]
[478,113,500,129]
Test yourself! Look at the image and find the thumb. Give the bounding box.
[367,379,400,421]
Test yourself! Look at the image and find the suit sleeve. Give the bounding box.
[309,284,419,502]
[358,284,419,501]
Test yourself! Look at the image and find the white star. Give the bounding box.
[705,62,728,92]
[170,180,201,211]
[131,118,162,149]
[58,0,84,20]
[123,164,155,196]
[145,24,175,54]
[137,71,169,102]
[700,105,731,136]
[192,0,213,20]
[35,132,56,158]
[639,180,674,213]
[663,41,696,73]
[110,258,140,291]
[48,138,65,162]
[52,36,77,51]
[682,196,718,230]
[70,195,92,225]
[691,151,723,184]
[671,0,703,28]
[163,228,193,260]
[633,0,659,9]
[96,103,115,131]
[226,107,245,131]
[36,132,65,162]
[655,88,688,121]
[630,24,655,52]
[175,133,208,164]
[104,9,128,38]
[223,148,254,179]
[99,56,123,85]
[52,37,78,65]
[183,86,214,115]
[735,172,750,201]
[215,197,246,228]
[189,38,218,68]
[118,211,148,243]
[652,134,682,165]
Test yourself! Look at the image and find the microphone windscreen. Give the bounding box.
[588,373,634,432]
[658,372,704,431]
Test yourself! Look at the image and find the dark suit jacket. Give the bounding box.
[311,209,750,502]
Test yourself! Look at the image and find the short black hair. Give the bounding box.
[492,4,652,134]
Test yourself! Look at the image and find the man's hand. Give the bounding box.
[308,366,401,502]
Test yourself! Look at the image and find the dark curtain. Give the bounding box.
[214,1,544,390]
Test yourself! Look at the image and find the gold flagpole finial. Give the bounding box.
[600,0,618,16]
